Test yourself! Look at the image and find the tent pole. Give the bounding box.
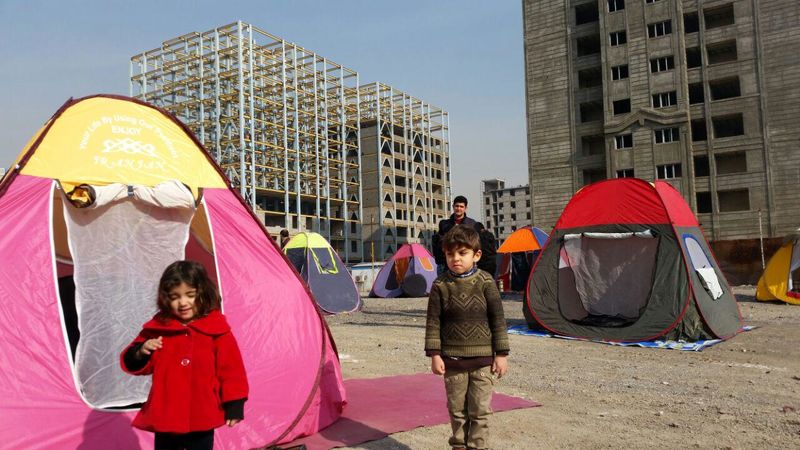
[758,209,765,269]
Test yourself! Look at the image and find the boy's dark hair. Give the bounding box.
[442,225,481,252]
[280,229,289,238]
[452,195,468,207]
[156,260,220,319]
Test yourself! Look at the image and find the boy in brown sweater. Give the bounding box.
[425,225,510,450]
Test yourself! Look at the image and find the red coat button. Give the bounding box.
[180,358,190,366]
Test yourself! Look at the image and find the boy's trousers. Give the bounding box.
[444,366,495,450]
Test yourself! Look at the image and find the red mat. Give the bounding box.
[284,373,541,450]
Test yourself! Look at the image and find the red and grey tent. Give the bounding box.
[526,179,743,342]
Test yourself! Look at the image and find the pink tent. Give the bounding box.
[370,243,437,297]
[0,95,345,449]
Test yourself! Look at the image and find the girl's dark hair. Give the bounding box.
[156,260,220,319]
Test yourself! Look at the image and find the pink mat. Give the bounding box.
[283,373,541,450]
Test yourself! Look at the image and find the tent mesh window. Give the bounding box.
[683,235,724,300]
[558,231,658,326]
[57,182,197,409]
[310,248,338,274]
[788,242,800,294]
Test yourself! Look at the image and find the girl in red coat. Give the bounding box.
[121,260,249,450]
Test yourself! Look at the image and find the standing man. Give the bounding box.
[432,195,477,274]
[279,229,290,250]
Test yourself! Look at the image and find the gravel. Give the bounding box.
[323,287,800,449]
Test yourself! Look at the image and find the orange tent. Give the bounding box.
[496,226,549,292]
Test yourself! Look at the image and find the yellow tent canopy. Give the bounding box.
[756,231,800,305]
[7,95,226,197]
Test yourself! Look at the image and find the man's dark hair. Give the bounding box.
[442,225,481,253]
[452,195,468,207]
[280,229,289,238]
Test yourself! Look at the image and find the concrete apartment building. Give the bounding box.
[131,22,451,262]
[359,82,451,261]
[480,179,531,243]
[523,0,800,249]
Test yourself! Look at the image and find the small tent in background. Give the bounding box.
[284,232,362,314]
[371,243,437,297]
[496,226,549,292]
[0,95,345,448]
[527,178,743,342]
[756,229,800,305]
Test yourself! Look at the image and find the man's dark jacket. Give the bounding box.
[431,214,477,265]
[477,229,498,277]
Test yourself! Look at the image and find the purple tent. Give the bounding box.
[370,244,438,297]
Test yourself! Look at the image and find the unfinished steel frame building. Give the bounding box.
[359,82,451,261]
[130,21,363,261]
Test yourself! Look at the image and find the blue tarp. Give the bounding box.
[507,324,756,351]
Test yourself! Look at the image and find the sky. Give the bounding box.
[0,0,529,211]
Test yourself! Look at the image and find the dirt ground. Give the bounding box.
[323,287,800,450]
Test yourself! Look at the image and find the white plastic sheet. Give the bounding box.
[696,267,723,300]
[63,181,195,407]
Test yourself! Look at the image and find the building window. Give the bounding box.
[686,47,702,68]
[694,155,710,177]
[511,214,517,221]
[657,163,682,179]
[696,192,712,213]
[616,168,635,178]
[486,209,491,218]
[610,31,627,46]
[578,67,603,88]
[715,152,747,175]
[615,134,633,149]
[510,201,516,208]
[684,12,700,33]
[652,91,677,108]
[689,82,704,104]
[577,35,602,56]
[654,127,679,144]
[485,197,490,205]
[580,101,604,122]
[707,40,737,65]
[709,77,741,100]
[691,119,708,142]
[718,189,750,212]
[575,2,600,25]
[582,135,605,156]
[613,99,631,115]
[611,64,629,80]
[526,212,531,219]
[645,0,662,3]
[647,20,672,38]
[650,56,674,73]
[704,3,735,30]
[608,0,625,12]
[583,169,606,186]
[712,114,744,138]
